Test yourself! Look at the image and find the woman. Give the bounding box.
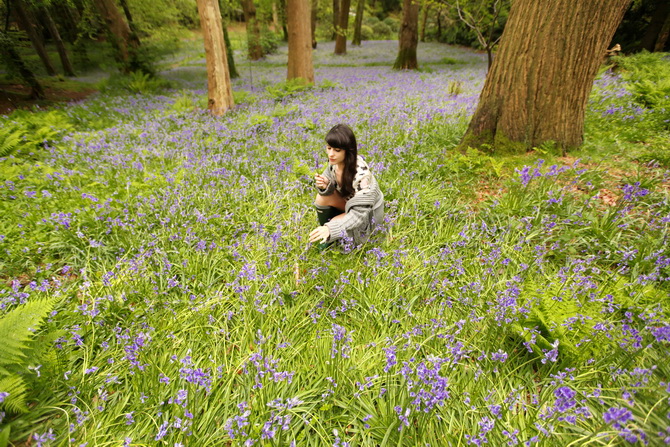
[308,124,384,247]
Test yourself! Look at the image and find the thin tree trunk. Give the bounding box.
[332,0,339,40]
[287,0,314,83]
[13,0,57,76]
[196,0,234,115]
[0,30,45,99]
[352,0,364,46]
[278,0,289,41]
[393,0,419,69]
[437,9,442,40]
[118,0,141,44]
[420,4,429,42]
[334,0,350,54]
[223,26,239,78]
[461,0,631,154]
[41,6,76,76]
[654,7,670,51]
[638,0,669,52]
[242,0,263,59]
[311,0,318,48]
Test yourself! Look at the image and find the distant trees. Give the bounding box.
[461,0,631,154]
[334,0,351,54]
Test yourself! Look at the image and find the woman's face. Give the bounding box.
[326,145,346,166]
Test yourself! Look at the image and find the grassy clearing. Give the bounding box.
[0,40,669,446]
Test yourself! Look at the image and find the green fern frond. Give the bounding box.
[0,128,24,158]
[0,375,29,413]
[0,298,56,367]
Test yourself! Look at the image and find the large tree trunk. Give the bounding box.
[351,0,365,46]
[460,0,631,154]
[393,0,419,69]
[287,0,314,83]
[241,0,263,60]
[197,0,234,116]
[92,0,142,73]
[0,30,45,99]
[332,0,340,40]
[334,0,350,54]
[12,0,57,76]
[40,6,76,77]
[311,0,318,48]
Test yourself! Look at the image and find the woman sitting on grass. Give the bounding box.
[308,124,384,248]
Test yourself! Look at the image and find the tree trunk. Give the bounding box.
[12,0,57,76]
[41,6,76,77]
[460,0,631,154]
[118,0,141,44]
[654,6,670,51]
[0,30,45,99]
[287,0,314,83]
[420,4,429,42]
[334,0,350,54]
[242,0,263,59]
[332,0,339,40]
[278,0,289,41]
[196,0,234,116]
[437,9,442,41]
[351,0,365,46]
[311,0,318,48]
[393,0,419,69]
[92,0,142,73]
[638,0,669,52]
[223,26,239,78]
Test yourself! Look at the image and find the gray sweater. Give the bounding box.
[317,156,384,244]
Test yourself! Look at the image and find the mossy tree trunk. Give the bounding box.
[223,26,239,78]
[393,0,419,69]
[287,0,314,83]
[332,0,339,40]
[460,0,631,154]
[0,30,45,99]
[311,0,318,48]
[196,0,234,116]
[351,0,364,46]
[334,0,350,54]
[92,0,144,73]
[12,0,57,76]
[40,6,76,77]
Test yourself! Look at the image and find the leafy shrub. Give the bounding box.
[371,21,392,39]
[383,17,400,33]
[360,25,374,41]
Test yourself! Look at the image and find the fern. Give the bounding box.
[0,297,56,366]
[0,128,24,158]
[0,375,29,413]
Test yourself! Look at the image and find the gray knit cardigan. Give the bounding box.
[317,156,384,244]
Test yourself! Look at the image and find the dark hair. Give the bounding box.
[325,124,358,198]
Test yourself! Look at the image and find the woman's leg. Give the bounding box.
[314,191,346,211]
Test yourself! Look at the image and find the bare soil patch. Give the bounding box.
[0,82,96,115]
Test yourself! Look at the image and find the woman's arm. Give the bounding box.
[316,166,336,196]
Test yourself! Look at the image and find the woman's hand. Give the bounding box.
[315,174,329,190]
[309,225,330,243]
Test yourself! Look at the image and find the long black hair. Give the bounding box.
[325,124,358,198]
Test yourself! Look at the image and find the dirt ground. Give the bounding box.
[0,82,96,115]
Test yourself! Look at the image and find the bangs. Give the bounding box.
[326,133,348,150]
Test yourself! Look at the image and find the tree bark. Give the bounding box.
[334,0,350,54]
[0,30,45,99]
[311,0,318,48]
[40,6,76,77]
[241,0,263,59]
[118,0,141,44]
[197,0,234,116]
[12,0,57,76]
[638,0,669,52]
[461,0,631,154]
[351,0,365,45]
[332,0,340,40]
[287,0,314,83]
[654,5,670,51]
[92,0,142,73]
[393,0,419,69]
